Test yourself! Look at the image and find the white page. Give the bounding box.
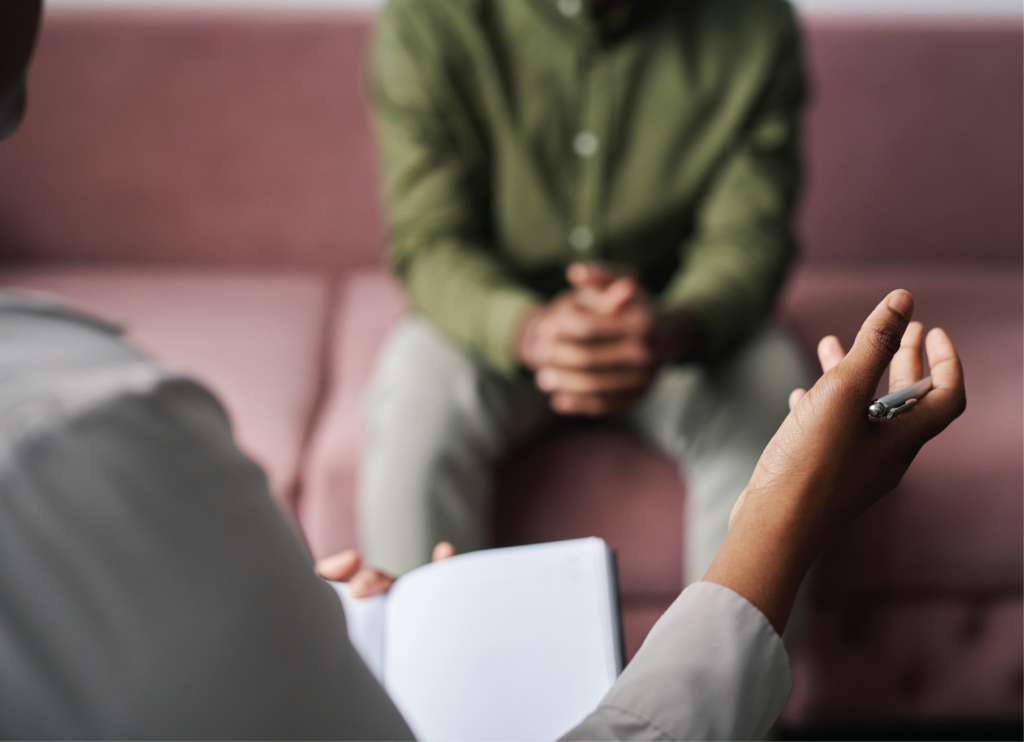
[382,538,620,742]
[329,581,388,683]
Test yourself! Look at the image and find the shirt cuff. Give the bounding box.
[564,582,791,741]
[481,289,542,377]
[659,287,739,362]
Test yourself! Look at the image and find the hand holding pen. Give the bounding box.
[785,289,965,510]
[788,303,948,422]
[715,290,966,633]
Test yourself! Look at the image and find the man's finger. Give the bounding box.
[550,391,638,416]
[889,321,924,392]
[348,568,395,599]
[840,289,913,399]
[594,277,638,315]
[543,337,651,370]
[315,549,361,582]
[569,264,637,313]
[548,302,620,341]
[432,542,456,562]
[551,392,600,415]
[552,299,646,341]
[566,262,636,290]
[817,335,846,373]
[536,366,651,395]
[567,262,616,290]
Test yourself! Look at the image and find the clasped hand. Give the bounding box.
[515,263,699,415]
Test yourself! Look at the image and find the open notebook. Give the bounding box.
[329,538,624,742]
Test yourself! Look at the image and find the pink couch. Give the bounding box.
[0,10,1020,733]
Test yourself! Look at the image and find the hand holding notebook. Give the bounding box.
[328,538,623,742]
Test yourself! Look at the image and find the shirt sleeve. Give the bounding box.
[0,308,415,740]
[560,582,792,741]
[660,4,806,361]
[369,1,542,376]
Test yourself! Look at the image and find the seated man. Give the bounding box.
[359,0,811,585]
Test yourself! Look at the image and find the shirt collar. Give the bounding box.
[531,0,660,44]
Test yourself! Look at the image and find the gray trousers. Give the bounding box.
[359,317,810,582]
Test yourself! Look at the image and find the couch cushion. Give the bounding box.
[782,596,1023,726]
[0,267,331,509]
[494,429,684,599]
[298,269,686,600]
[298,270,407,558]
[779,265,1023,594]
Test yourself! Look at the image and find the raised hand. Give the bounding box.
[705,290,966,634]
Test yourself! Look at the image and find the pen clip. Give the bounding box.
[869,376,932,419]
[885,398,918,419]
[868,398,920,420]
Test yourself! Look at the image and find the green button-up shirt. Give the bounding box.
[370,0,806,375]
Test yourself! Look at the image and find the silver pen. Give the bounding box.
[868,376,933,419]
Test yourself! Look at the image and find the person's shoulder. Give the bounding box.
[666,0,800,67]
[376,0,483,61]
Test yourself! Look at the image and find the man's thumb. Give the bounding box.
[567,262,614,289]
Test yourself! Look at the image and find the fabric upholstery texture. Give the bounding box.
[0,11,382,269]
[798,20,1022,267]
[0,9,1019,729]
[0,267,331,507]
[782,597,1023,725]
[299,270,407,558]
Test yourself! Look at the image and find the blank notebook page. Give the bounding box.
[383,538,619,742]
[332,587,387,683]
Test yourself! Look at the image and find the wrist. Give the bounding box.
[703,483,822,635]
[513,305,546,370]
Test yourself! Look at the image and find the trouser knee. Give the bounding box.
[359,317,544,574]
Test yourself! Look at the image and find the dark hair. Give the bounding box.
[0,0,42,140]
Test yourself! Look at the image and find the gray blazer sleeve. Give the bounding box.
[0,298,414,740]
[561,582,792,741]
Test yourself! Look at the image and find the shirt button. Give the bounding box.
[557,0,582,18]
[569,226,594,252]
[573,131,599,158]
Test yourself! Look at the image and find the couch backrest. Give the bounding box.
[799,18,1022,267]
[0,11,384,271]
[0,11,1019,269]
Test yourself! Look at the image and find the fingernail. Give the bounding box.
[887,290,913,320]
